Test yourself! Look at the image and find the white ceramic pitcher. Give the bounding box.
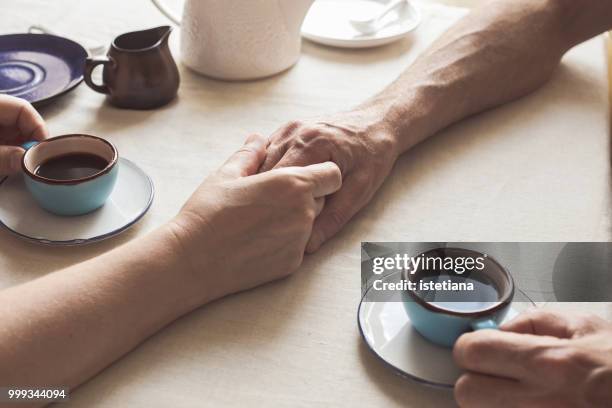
[151,0,315,80]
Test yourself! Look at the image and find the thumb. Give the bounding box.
[0,145,25,176]
[219,134,268,178]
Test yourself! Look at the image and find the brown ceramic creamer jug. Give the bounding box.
[84,26,179,109]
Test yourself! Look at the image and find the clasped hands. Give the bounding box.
[166,107,399,301]
[0,94,397,293]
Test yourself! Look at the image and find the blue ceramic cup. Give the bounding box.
[401,248,514,348]
[21,134,119,216]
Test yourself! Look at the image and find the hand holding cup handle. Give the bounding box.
[401,248,512,347]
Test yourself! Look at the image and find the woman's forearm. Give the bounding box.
[359,0,612,153]
[0,133,341,405]
[0,224,201,401]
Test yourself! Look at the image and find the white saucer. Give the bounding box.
[302,0,421,49]
[0,158,154,245]
[358,273,535,388]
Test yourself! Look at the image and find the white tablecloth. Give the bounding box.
[0,1,610,406]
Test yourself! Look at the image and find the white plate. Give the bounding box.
[302,0,421,49]
[0,158,154,245]
[358,273,535,387]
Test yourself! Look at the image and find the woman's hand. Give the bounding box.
[453,310,612,407]
[0,133,340,395]
[0,95,48,175]
[168,133,342,304]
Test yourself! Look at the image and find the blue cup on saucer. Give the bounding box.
[401,248,514,348]
[21,134,119,216]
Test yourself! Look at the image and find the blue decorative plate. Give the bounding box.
[0,33,87,107]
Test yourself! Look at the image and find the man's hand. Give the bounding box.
[453,310,612,407]
[259,109,399,252]
[0,95,48,175]
[259,0,612,254]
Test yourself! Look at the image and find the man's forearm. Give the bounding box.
[359,0,612,153]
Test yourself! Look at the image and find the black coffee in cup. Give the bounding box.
[402,247,515,347]
[34,153,109,181]
[408,247,513,314]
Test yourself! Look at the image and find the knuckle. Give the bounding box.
[269,121,303,144]
[293,126,332,151]
[298,127,320,140]
[521,309,563,329]
[456,332,498,364]
[273,171,308,191]
[310,133,334,151]
[536,345,583,383]
[288,198,317,225]
[287,176,311,195]
[453,375,473,407]
[580,313,605,330]
[270,173,314,204]
[301,206,317,223]
[582,313,601,324]
[292,137,307,151]
[530,309,560,321]
[456,336,482,364]
[285,120,303,131]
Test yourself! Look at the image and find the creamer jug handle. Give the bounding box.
[151,0,181,25]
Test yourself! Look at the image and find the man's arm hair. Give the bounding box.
[361,0,612,152]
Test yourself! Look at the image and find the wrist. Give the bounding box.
[332,103,404,158]
[147,220,216,309]
[356,85,441,155]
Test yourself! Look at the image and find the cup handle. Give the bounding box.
[151,0,182,25]
[84,57,111,95]
[471,318,499,331]
[21,141,39,151]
